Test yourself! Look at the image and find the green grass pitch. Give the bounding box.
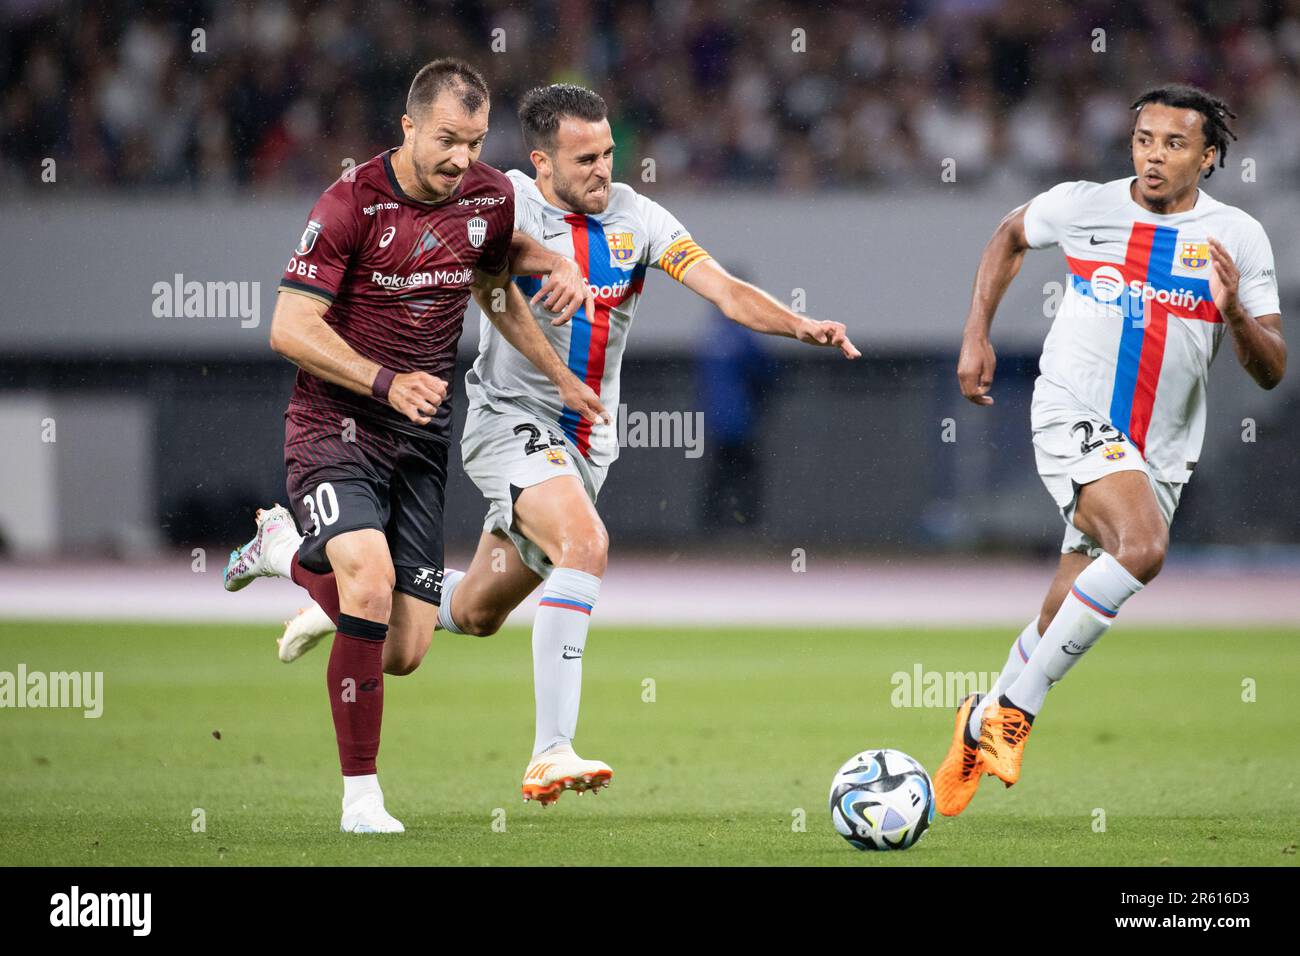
[0,619,1296,866]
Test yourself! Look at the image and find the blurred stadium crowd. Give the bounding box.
[4,0,1300,193]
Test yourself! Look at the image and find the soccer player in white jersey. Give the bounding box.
[447,83,858,804]
[275,83,859,805]
[934,85,1286,817]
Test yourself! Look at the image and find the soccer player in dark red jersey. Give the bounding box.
[223,59,605,833]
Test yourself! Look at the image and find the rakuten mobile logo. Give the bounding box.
[372,269,474,289]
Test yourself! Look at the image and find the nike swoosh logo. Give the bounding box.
[561,652,582,660]
[1061,645,1086,656]
[1089,235,1107,245]
[544,232,567,240]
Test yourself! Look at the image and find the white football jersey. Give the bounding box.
[467,170,710,466]
[1025,177,1280,483]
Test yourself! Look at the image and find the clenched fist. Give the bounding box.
[387,371,448,425]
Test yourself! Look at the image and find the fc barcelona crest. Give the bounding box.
[467,216,487,248]
[606,231,635,263]
[295,219,322,256]
[1179,240,1209,270]
[546,447,567,466]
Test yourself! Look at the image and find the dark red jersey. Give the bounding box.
[278,148,514,440]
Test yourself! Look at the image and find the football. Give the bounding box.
[829,749,935,851]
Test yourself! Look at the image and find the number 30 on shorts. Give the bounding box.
[302,482,340,536]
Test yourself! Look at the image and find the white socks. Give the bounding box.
[531,568,601,756]
[439,564,602,756]
[970,618,1042,738]
[437,569,467,634]
[1005,553,1143,715]
[342,772,381,809]
[266,532,298,579]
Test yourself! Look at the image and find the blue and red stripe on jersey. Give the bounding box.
[553,215,645,457]
[1064,223,1218,455]
[512,217,646,458]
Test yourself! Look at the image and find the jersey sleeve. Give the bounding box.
[1023,181,1090,250]
[279,187,359,305]
[512,177,544,240]
[639,193,712,283]
[1234,220,1281,318]
[476,183,516,276]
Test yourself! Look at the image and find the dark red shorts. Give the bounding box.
[283,402,448,605]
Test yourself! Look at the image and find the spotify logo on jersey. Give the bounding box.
[1088,266,1126,302]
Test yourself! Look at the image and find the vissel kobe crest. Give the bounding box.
[467,216,487,248]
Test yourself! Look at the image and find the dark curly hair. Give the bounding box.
[1131,84,1237,178]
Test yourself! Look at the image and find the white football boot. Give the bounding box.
[222,504,301,592]
[340,792,405,834]
[278,602,335,663]
[521,744,613,806]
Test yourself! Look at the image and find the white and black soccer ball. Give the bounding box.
[828,749,934,851]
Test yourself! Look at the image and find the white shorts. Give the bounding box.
[1031,394,1182,558]
[460,398,608,580]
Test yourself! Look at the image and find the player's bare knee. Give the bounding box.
[458,605,507,637]
[344,571,394,621]
[559,525,608,576]
[1117,533,1167,584]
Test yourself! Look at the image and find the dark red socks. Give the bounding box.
[327,614,388,776]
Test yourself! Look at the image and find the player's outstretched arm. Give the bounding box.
[1207,237,1286,390]
[473,269,609,425]
[268,289,447,426]
[957,202,1032,406]
[508,230,595,326]
[680,259,860,359]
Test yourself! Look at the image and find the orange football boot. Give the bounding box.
[978,697,1034,786]
[934,693,985,816]
[521,747,613,806]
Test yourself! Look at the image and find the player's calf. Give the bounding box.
[382,593,438,675]
[383,650,423,676]
[438,554,542,638]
